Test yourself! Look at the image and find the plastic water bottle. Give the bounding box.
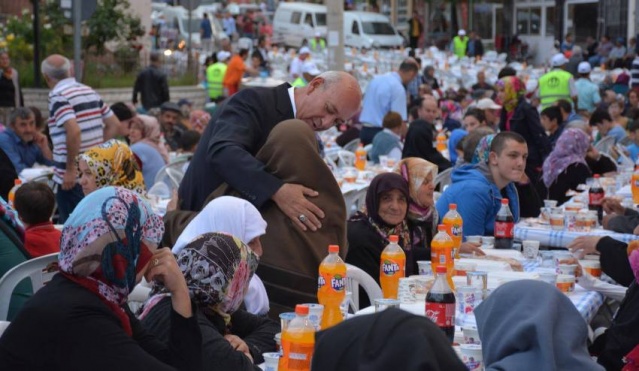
[279,304,315,371]
[379,235,405,299]
[317,244,346,329]
[8,179,22,207]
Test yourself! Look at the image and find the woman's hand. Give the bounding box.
[602,197,625,215]
[459,242,485,256]
[144,248,192,318]
[224,334,253,363]
[567,236,602,258]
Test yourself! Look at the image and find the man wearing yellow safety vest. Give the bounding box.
[452,29,468,59]
[292,62,321,87]
[310,31,326,52]
[206,51,230,103]
[536,53,578,110]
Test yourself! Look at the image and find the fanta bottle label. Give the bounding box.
[330,274,345,292]
[382,260,401,276]
[281,338,314,370]
[317,275,326,290]
[451,224,462,237]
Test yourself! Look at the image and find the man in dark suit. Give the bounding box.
[178,71,362,230]
[402,95,452,172]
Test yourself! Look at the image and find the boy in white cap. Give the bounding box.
[574,61,601,114]
[289,46,311,79]
[452,29,468,58]
[536,53,577,109]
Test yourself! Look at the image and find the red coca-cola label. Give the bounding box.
[425,302,455,327]
[589,191,604,205]
[494,221,514,238]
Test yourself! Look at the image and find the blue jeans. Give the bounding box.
[55,183,84,224]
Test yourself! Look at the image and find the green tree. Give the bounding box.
[84,0,145,55]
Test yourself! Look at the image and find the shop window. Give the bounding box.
[516,7,541,36]
[546,6,555,37]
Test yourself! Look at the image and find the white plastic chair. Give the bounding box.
[343,187,367,218]
[337,150,356,168]
[153,159,188,189]
[434,168,453,191]
[0,253,59,321]
[343,138,361,153]
[345,263,383,312]
[594,136,616,155]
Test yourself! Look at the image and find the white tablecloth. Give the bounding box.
[515,222,636,248]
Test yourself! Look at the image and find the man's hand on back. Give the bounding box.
[272,183,325,232]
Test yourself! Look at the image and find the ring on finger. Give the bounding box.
[298,214,308,223]
[153,258,160,267]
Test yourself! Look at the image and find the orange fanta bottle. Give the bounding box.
[280,305,315,371]
[442,204,463,259]
[317,244,346,329]
[436,131,447,152]
[431,225,455,290]
[379,235,405,299]
[355,143,367,170]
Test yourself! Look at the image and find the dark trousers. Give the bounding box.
[359,126,383,146]
[410,36,419,50]
[55,183,84,223]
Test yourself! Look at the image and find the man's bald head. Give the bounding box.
[41,54,71,82]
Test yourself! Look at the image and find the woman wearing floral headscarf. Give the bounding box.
[78,139,146,196]
[542,128,591,205]
[140,232,278,371]
[496,76,550,217]
[0,187,202,370]
[129,114,170,188]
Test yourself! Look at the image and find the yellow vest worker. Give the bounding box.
[538,53,575,109]
[207,51,230,100]
[310,37,326,52]
[452,30,468,58]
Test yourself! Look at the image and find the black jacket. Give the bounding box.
[142,297,279,371]
[544,162,591,205]
[0,274,203,371]
[402,119,451,172]
[179,83,294,212]
[133,65,170,110]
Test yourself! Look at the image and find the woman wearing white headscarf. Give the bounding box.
[172,196,269,315]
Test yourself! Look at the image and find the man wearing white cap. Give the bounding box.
[206,51,230,102]
[310,32,326,52]
[452,29,468,58]
[574,61,601,114]
[537,53,577,109]
[474,98,502,131]
[289,47,311,79]
[292,61,321,87]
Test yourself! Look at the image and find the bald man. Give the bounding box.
[41,54,120,222]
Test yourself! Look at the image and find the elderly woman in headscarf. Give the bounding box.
[78,139,146,196]
[475,280,604,371]
[346,173,410,306]
[496,76,550,217]
[171,196,270,316]
[0,187,202,370]
[128,114,170,188]
[542,128,592,205]
[140,232,279,371]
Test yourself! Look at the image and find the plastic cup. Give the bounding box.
[398,277,417,304]
[544,200,558,208]
[540,251,555,267]
[417,260,433,276]
[481,236,494,249]
[556,264,577,276]
[522,240,540,260]
[554,251,574,267]
[379,155,389,168]
[303,303,324,331]
[279,312,296,331]
[462,326,481,345]
[581,260,602,278]
[274,333,281,352]
[460,344,483,370]
[550,213,565,230]
[466,236,482,244]
[454,261,477,276]
[538,271,557,285]
[556,274,575,293]
[263,352,281,371]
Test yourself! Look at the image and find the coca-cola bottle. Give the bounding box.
[494,198,514,249]
[589,174,605,222]
[425,266,456,343]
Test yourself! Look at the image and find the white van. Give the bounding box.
[343,11,404,49]
[162,6,202,48]
[273,3,327,48]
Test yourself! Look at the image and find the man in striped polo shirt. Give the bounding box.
[41,54,121,222]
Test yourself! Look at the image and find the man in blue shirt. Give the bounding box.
[0,107,53,174]
[200,13,214,57]
[574,62,601,114]
[359,60,418,145]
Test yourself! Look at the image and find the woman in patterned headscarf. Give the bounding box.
[78,139,146,196]
[140,232,279,370]
[0,187,202,370]
[496,76,551,217]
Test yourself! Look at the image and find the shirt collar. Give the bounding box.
[288,86,297,118]
[5,128,29,145]
[51,77,77,94]
[383,128,401,140]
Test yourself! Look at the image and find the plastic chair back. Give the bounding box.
[345,263,383,312]
[434,167,453,191]
[0,253,58,321]
[343,138,361,153]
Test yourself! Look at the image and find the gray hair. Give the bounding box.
[41,56,71,81]
[9,107,34,126]
[572,46,583,57]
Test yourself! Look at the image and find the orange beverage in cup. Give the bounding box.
[380,235,406,299]
[632,172,639,204]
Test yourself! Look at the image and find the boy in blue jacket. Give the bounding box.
[436,131,526,236]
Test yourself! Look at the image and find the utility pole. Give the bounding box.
[326,0,345,71]
[32,0,41,87]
